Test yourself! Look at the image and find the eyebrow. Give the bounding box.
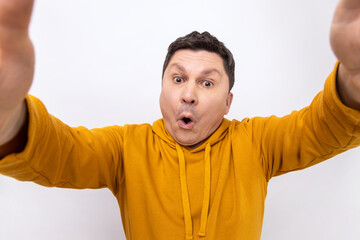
[168,63,186,73]
[201,68,221,76]
[168,63,222,76]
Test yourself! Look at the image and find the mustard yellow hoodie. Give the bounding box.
[1,63,360,240]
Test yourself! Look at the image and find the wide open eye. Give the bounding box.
[174,76,183,83]
[202,80,213,87]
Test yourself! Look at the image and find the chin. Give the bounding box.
[177,139,198,147]
[174,135,198,146]
[175,135,205,148]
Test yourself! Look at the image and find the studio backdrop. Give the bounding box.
[0,0,359,239]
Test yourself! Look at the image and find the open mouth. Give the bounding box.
[182,117,192,124]
[178,116,195,129]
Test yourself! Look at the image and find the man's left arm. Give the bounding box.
[331,0,360,110]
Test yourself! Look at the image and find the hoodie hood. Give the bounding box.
[152,118,231,239]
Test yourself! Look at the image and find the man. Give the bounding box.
[0,1,359,240]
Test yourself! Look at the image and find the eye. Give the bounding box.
[174,76,183,83]
[202,80,213,87]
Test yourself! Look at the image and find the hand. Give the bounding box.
[0,0,34,31]
[0,0,34,144]
[330,0,360,109]
[0,0,34,111]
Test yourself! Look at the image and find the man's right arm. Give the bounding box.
[0,1,125,195]
[0,0,35,152]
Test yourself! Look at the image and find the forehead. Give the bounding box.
[167,49,225,74]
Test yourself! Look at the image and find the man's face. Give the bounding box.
[160,49,233,148]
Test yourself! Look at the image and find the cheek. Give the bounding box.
[160,89,177,118]
[201,95,228,117]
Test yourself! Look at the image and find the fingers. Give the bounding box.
[0,1,35,110]
[337,0,360,9]
[0,0,34,30]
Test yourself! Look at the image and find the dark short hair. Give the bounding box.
[162,31,235,91]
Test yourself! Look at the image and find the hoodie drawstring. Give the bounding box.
[198,143,211,237]
[176,143,212,239]
[176,144,194,239]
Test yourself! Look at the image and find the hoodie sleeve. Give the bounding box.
[249,62,360,180]
[0,95,124,195]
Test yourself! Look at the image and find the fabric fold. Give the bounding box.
[176,142,212,239]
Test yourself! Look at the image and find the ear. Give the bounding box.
[225,92,233,115]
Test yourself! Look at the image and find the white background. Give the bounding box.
[1,0,360,239]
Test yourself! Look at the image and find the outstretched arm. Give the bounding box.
[331,0,360,110]
[0,0,34,146]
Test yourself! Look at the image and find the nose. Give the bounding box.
[181,82,198,105]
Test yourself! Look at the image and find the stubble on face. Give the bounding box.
[159,49,233,148]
